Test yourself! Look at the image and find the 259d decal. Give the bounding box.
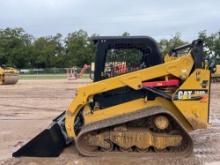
[173,89,208,101]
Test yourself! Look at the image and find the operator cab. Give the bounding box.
[91,36,163,109]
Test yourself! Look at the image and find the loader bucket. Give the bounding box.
[12,122,67,157]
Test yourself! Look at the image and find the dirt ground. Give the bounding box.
[0,80,220,165]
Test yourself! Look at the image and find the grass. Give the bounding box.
[19,74,91,80]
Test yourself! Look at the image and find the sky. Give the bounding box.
[0,0,220,41]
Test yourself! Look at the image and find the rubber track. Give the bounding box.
[76,106,193,157]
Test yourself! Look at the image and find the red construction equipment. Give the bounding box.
[65,64,90,80]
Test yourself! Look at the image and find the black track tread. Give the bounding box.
[76,106,193,157]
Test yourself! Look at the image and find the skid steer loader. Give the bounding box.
[0,66,19,85]
[13,36,212,157]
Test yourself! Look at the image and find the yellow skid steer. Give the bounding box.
[13,36,212,157]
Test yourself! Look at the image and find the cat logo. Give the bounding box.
[178,91,192,100]
[174,89,208,101]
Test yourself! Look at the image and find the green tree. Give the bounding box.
[0,28,32,68]
[65,29,95,67]
[159,33,188,55]
[198,30,220,61]
[31,33,65,68]
[122,32,130,36]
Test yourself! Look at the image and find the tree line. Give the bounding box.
[0,28,219,69]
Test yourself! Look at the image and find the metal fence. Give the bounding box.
[19,68,66,74]
[18,68,91,80]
